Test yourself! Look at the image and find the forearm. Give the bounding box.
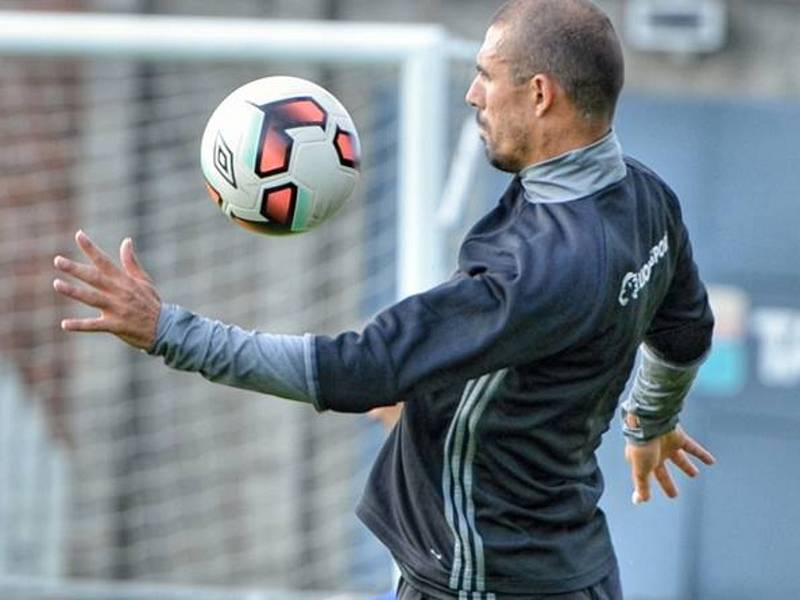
[148,304,320,408]
[621,343,706,444]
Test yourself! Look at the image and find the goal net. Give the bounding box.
[0,4,483,598]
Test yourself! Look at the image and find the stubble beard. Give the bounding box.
[484,126,532,174]
[477,112,530,174]
[483,141,525,174]
[486,150,518,173]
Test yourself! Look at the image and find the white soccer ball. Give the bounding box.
[200,76,361,235]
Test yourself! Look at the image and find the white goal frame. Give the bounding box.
[0,10,477,297]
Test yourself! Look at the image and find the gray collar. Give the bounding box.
[519,130,627,204]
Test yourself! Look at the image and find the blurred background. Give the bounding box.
[0,0,798,599]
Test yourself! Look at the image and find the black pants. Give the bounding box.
[396,565,623,600]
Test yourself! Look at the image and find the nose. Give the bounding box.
[465,75,482,108]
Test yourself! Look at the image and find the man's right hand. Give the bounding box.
[53,230,162,351]
[625,424,716,504]
[368,404,404,431]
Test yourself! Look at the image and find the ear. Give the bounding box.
[529,73,557,117]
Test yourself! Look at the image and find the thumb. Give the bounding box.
[632,485,649,505]
[120,237,153,283]
[628,446,654,505]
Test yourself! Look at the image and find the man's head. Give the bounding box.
[466,0,624,172]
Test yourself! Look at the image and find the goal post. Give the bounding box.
[0,8,482,598]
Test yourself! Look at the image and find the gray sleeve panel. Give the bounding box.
[620,343,706,444]
[147,303,313,404]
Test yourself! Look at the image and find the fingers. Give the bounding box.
[53,278,109,310]
[60,316,109,333]
[55,230,161,350]
[683,435,716,466]
[75,230,120,276]
[626,429,716,507]
[670,449,700,478]
[654,464,679,498]
[54,255,105,289]
[120,237,153,283]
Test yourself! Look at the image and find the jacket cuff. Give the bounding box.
[621,343,703,443]
[146,302,177,356]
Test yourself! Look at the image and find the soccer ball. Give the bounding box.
[200,76,361,235]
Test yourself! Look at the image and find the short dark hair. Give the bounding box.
[492,0,625,121]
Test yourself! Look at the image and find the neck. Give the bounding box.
[526,120,611,165]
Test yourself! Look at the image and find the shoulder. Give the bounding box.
[623,156,681,207]
[623,155,666,184]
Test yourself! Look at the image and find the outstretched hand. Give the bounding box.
[625,424,716,505]
[53,230,161,350]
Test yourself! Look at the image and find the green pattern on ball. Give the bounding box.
[244,108,264,172]
[291,186,313,231]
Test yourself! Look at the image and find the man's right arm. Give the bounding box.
[53,231,321,407]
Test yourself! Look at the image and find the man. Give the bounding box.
[53,0,716,598]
